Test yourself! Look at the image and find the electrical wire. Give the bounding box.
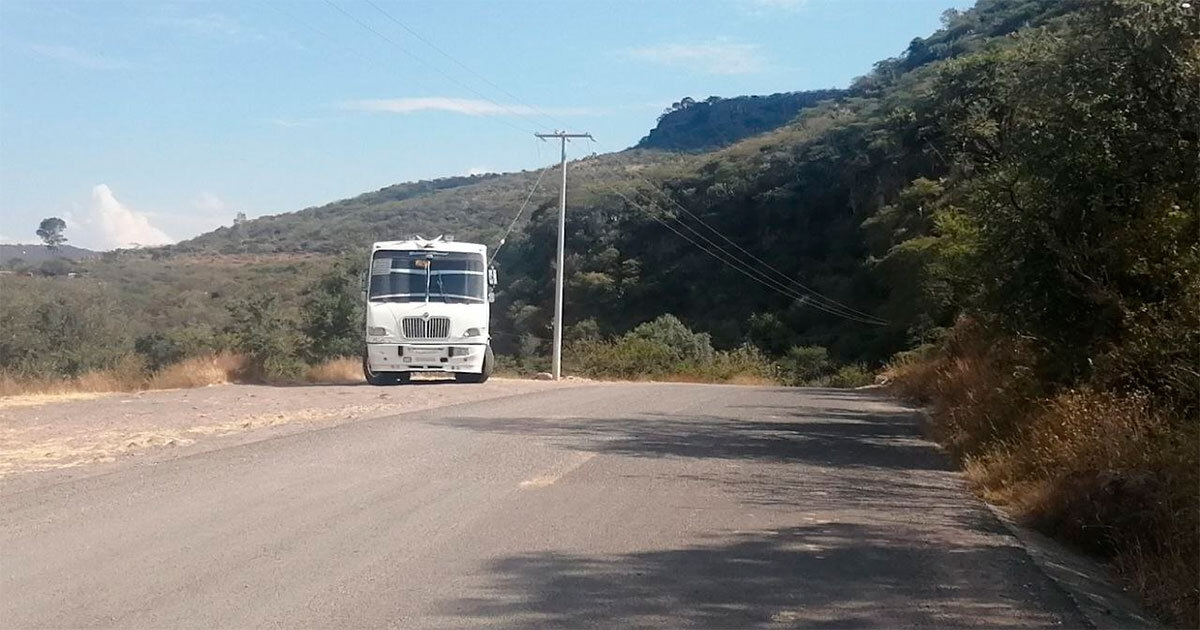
[364,0,569,131]
[600,182,887,326]
[275,3,887,326]
[320,0,543,136]
[490,165,550,263]
[590,137,888,325]
[633,173,887,324]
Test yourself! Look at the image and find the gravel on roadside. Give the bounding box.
[0,378,568,487]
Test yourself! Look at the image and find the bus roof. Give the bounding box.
[372,239,486,254]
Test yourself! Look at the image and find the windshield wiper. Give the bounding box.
[435,272,449,303]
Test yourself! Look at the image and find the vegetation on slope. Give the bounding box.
[635,90,844,151]
[169,151,683,256]
[0,244,97,265]
[1,0,1195,621]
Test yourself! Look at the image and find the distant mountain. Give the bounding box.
[635,90,845,152]
[168,92,846,257]
[0,244,98,265]
[168,150,678,256]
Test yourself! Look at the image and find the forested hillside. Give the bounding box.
[3,0,1196,621]
[0,244,96,264]
[171,151,683,255]
[635,90,844,151]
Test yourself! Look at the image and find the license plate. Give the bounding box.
[409,347,442,358]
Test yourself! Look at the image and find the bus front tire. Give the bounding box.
[454,346,493,384]
[363,356,410,386]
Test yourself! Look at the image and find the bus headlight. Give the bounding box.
[368,327,387,336]
[463,327,482,337]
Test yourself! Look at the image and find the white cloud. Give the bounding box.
[151,13,247,38]
[623,40,765,75]
[738,0,808,14]
[0,230,27,245]
[270,118,317,128]
[342,97,602,117]
[82,185,175,249]
[28,44,129,70]
[191,192,228,214]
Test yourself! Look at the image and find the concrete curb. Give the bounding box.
[913,408,1159,629]
[983,502,1159,630]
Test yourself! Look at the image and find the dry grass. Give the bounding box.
[887,320,1199,628]
[303,357,363,385]
[1,354,367,403]
[0,355,147,400]
[146,353,242,389]
[724,372,779,386]
[0,353,244,405]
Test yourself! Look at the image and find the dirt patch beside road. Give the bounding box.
[0,378,566,488]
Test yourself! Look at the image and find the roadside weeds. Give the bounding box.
[0,354,369,406]
[885,327,1198,628]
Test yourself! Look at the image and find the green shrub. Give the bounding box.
[778,345,832,385]
[565,318,602,342]
[566,316,776,383]
[37,258,73,277]
[300,261,363,362]
[627,314,714,364]
[0,276,132,377]
[699,344,778,383]
[166,324,224,358]
[569,336,678,379]
[746,312,796,356]
[224,294,305,381]
[826,364,874,388]
[133,333,184,372]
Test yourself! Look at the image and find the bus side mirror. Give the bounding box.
[360,270,368,296]
[487,267,498,286]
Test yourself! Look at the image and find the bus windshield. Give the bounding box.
[368,250,485,303]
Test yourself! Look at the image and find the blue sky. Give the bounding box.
[0,0,970,250]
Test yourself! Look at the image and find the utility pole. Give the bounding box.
[535,130,592,381]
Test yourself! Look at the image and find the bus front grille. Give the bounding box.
[402,316,450,339]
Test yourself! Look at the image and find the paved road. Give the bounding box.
[1,383,1087,628]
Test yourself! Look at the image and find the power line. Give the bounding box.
[271,2,536,136]
[320,0,543,136]
[638,176,886,324]
[280,2,886,326]
[489,166,550,264]
[364,0,570,131]
[600,182,887,326]
[632,188,886,326]
[591,139,888,325]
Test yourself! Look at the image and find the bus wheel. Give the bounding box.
[363,354,406,386]
[454,346,493,384]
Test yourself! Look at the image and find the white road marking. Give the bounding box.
[519,452,597,488]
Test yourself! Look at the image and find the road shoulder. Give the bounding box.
[914,408,1158,629]
[0,378,585,495]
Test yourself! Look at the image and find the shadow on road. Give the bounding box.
[438,522,1064,628]
[430,391,947,472]
[424,387,1077,627]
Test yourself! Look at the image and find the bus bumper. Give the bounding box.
[365,343,487,374]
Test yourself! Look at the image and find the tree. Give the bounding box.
[38,259,71,277]
[225,294,305,380]
[36,217,67,250]
[300,261,363,361]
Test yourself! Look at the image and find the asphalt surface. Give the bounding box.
[0,383,1089,628]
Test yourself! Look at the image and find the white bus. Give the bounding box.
[362,237,496,385]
